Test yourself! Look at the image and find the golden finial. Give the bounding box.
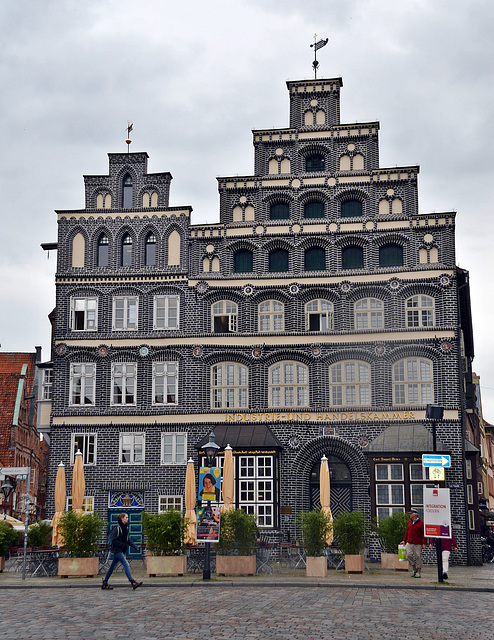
[125,121,133,153]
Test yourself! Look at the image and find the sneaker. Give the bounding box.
[411,569,417,577]
[414,571,421,578]
[443,572,448,580]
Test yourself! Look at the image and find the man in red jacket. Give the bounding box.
[400,508,426,578]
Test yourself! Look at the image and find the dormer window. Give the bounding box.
[122,173,133,208]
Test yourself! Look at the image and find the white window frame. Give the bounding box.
[354,298,383,330]
[375,464,403,481]
[305,299,333,331]
[268,361,308,408]
[211,300,238,333]
[376,484,405,506]
[393,357,433,406]
[153,295,180,330]
[258,300,284,333]
[152,362,178,405]
[406,295,435,328]
[112,296,138,330]
[66,496,94,513]
[238,455,275,528]
[71,433,97,466]
[329,360,371,407]
[409,464,430,481]
[41,369,53,401]
[211,362,248,409]
[158,495,183,512]
[119,432,145,465]
[69,363,96,406]
[70,296,98,331]
[161,432,188,465]
[111,363,137,406]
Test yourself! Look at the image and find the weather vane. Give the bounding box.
[310,34,329,79]
[125,121,133,153]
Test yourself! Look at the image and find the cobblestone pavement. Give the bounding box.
[0,583,492,640]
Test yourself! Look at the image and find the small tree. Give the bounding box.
[298,509,332,557]
[0,521,19,557]
[142,510,188,556]
[59,510,104,558]
[27,521,53,548]
[216,509,258,556]
[333,510,367,555]
[372,512,409,553]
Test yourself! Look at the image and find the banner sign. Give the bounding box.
[196,506,221,543]
[423,487,452,538]
[198,466,222,502]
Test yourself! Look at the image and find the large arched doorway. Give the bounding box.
[309,455,352,516]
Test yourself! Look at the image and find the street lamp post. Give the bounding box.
[202,432,220,581]
[426,403,445,583]
[1,477,14,522]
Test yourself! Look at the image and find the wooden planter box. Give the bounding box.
[58,556,99,578]
[0,556,5,573]
[306,556,327,578]
[145,555,186,577]
[344,554,365,574]
[216,555,256,576]
[381,552,409,571]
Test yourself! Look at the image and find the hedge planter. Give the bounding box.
[381,552,409,571]
[145,555,187,577]
[58,557,99,578]
[306,556,327,578]
[0,556,5,573]
[344,554,365,574]
[216,555,256,576]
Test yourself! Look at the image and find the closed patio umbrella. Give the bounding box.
[221,444,235,513]
[72,451,85,513]
[184,458,197,544]
[320,455,333,545]
[51,462,66,547]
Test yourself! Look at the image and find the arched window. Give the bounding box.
[234,250,253,273]
[406,295,435,327]
[270,202,289,220]
[269,249,289,273]
[342,246,363,270]
[211,362,248,409]
[121,233,133,267]
[304,201,324,219]
[305,300,333,331]
[379,244,403,267]
[122,173,133,208]
[355,298,383,329]
[211,301,238,333]
[258,300,284,332]
[306,154,324,172]
[304,247,325,271]
[393,357,433,406]
[145,232,156,266]
[97,234,109,267]
[329,360,371,406]
[341,200,362,217]
[72,233,85,268]
[269,361,308,408]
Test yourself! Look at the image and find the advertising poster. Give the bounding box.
[198,466,222,502]
[423,487,452,538]
[196,505,221,543]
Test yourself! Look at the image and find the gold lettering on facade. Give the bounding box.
[224,411,418,423]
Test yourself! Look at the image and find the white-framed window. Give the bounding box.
[468,510,475,530]
[269,361,308,408]
[410,483,435,516]
[211,300,237,333]
[258,300,284,332]
[153,295,179,330]
[211,362,248,409]
[375,463,405,519]
[238,456,274,528]
[159,495,183,512]
[119,432,145,465]
[71,433,97,466]
[467,484,474,504]
[376,485,405,506]
[70,297,98,331]
[161,432,187,465]
[466,459,472,479]
[112,296,138,330]
[329,360,371,406]
[305,299,333,331]
[406,295,435,328]
[393,357,433,406]
[41,369,53,401]
[409,464,430,481]
[69,363,96,406]
[354,298,383,329]
[152,362,178,405]
[66,496,94,513]
[111,363,137,406]
[375,464,403,481]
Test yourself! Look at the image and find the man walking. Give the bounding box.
[400,508,426,578]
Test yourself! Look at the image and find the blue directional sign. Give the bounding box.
[422,454,451,468]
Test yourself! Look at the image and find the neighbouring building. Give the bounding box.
[45,74,481,563]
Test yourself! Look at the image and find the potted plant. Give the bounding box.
[372,511,410,571]
[142,510,188,576]
[0,521,20,572]
[333,509,367,573]
[216,509,258,576]
[58,510,104,577]
[298,509,332,577]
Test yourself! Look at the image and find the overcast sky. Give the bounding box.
[1,0,493,418]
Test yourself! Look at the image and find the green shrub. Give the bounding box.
[142,510,188,556]
[59,510,104,558]
[216,509,258,556]
[298,509,333,556]
[0,521,19,556]
[27,521,53,548]
[372,512,410,553]
[333,510,367,555]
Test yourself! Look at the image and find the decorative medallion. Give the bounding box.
[311,345,322,358]
[439,275,451,287]
[291,224,301,235]
[288,436,301,449]
[98,345,109,357]
[251,347,263,359]
[55,343,67,356]
[359,436,369,448]
[139,346,149,357]
[321,426,338,437]
[375,345,386,356]
[192,346,204,358]
[389,279,400,290]
[440,341,452,353]
[243,285,254,296]
[288,284,299,295]
[196,282,208,293]
[340,282,351,293]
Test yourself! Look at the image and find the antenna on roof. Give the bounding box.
[310,34,329,79]
[125,121,133,153]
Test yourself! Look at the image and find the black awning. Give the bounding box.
[197,425,282,450]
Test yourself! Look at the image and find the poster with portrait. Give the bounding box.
[196,505,221,543]
[198,466,222,502]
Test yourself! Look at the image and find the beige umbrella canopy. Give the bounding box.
[72,450,85,513]
[51,461,66,547]
[184,458,197,544]
[221,444,235,513]
[320,455,334,545]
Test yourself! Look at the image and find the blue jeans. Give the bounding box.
[104,552,134,583]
